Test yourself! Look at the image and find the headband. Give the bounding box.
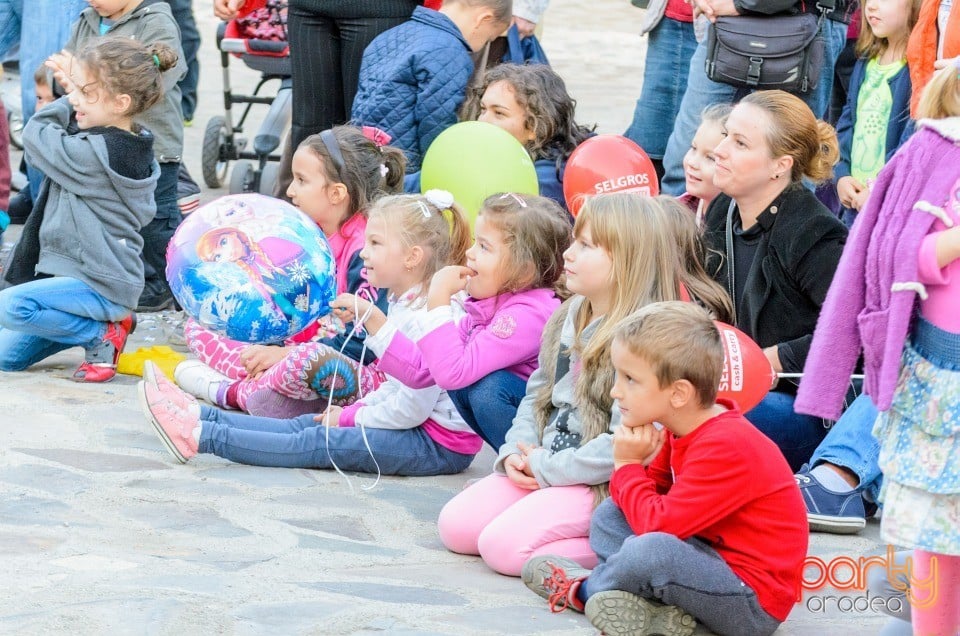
[320,129,346,181]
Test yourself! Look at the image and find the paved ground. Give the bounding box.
[1,1,893,634]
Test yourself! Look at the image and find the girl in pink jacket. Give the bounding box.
[333,192,572,449]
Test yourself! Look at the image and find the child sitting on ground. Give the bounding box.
[138,192,483,478]
[331,192,571,450]
[0,38,174,381]
[174,126,402,417]
[351,0,511,173]
[436,194,733,578]
[522,302,808,636]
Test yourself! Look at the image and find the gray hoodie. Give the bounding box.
[494,295,621,487]
[24,98,160,309]
[66,0,187,163]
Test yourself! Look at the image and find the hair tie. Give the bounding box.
[379,164,389,178]
[152,54,161,68]
[361,125,392,148]
[424,189,454,211]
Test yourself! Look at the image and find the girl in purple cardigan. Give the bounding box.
[331,192,573,449]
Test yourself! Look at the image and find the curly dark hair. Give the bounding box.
[461,64,595,169]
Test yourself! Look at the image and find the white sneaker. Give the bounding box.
[174,359,231,404]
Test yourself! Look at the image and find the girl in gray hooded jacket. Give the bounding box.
[0,37,177,382]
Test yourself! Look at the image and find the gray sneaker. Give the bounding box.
[585,590,697,636]
[521,555,590,613]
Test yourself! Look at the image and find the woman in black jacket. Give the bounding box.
[702,90,848,471]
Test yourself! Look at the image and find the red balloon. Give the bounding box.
[714,322,776,412]
[563,135,660,216]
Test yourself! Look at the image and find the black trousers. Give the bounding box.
[277,0,418,196]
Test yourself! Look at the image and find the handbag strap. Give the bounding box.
[814,0,835,22]
[724,198,738,323]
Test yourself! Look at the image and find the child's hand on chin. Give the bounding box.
[613,423,666,469]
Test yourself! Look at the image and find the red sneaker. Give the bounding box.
[137,377,199,463]
[72,314,137,383]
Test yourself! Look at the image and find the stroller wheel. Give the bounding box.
[229,160,256,195]
[201,115,231,188]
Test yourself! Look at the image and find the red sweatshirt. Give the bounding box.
[610,401,808,622]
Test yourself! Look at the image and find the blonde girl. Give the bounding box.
[437,192,733,577]
[138,192,485,477]
[175,126,405,417]
[332,192,573,450]
[835,0,921,226]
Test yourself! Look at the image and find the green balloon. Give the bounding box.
[421,121,539,226]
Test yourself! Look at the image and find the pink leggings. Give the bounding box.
[911,550,960,636]
[184,320,381,413]
[437,473,598,577]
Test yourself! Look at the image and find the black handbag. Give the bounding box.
[704,0,834,94]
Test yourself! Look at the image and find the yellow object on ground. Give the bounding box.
[117,346,187,379]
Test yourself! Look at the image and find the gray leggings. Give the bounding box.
[582,499,782,636]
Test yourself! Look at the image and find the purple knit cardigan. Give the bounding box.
[796,119,960,419]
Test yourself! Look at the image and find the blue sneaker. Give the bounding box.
[795,466,866,534]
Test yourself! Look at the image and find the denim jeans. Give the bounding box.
[198,405,475,475]
[623,17,697,161]
[448,370,527,450]
[139,162,182,304]
[0,277,129,371]
[745,390,829,473]
[808,392,882,503]
[661,17,848,195]
[162,0,200,120]
[582,499,781,636]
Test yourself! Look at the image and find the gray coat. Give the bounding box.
[24,98,160,309]
[495,295,621,488]
[66,0,187,163]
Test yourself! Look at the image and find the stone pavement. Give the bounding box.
[1,1,891,633]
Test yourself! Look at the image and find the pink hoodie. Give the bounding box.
[372,288,560,390]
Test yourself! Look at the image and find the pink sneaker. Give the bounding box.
[137,378,200,463]
[143,361,201,418]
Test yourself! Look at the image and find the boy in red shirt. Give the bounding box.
[521,302,808,636]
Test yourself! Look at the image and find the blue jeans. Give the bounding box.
[0,277,129,371]
[448,370,528,450]
[808,392,882,503]
[745,390,829,472]
[198,405,476,475]
[624,17,697,161]
[661,17,848,195]
[162,0,200,120]
[139,162,182,303]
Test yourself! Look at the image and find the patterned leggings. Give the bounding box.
[184,319,382,413]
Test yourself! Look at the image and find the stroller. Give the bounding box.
[201,0,291,196]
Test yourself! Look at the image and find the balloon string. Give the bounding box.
[321,289,381,493]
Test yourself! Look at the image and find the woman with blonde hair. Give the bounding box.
[701,90,848,472]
